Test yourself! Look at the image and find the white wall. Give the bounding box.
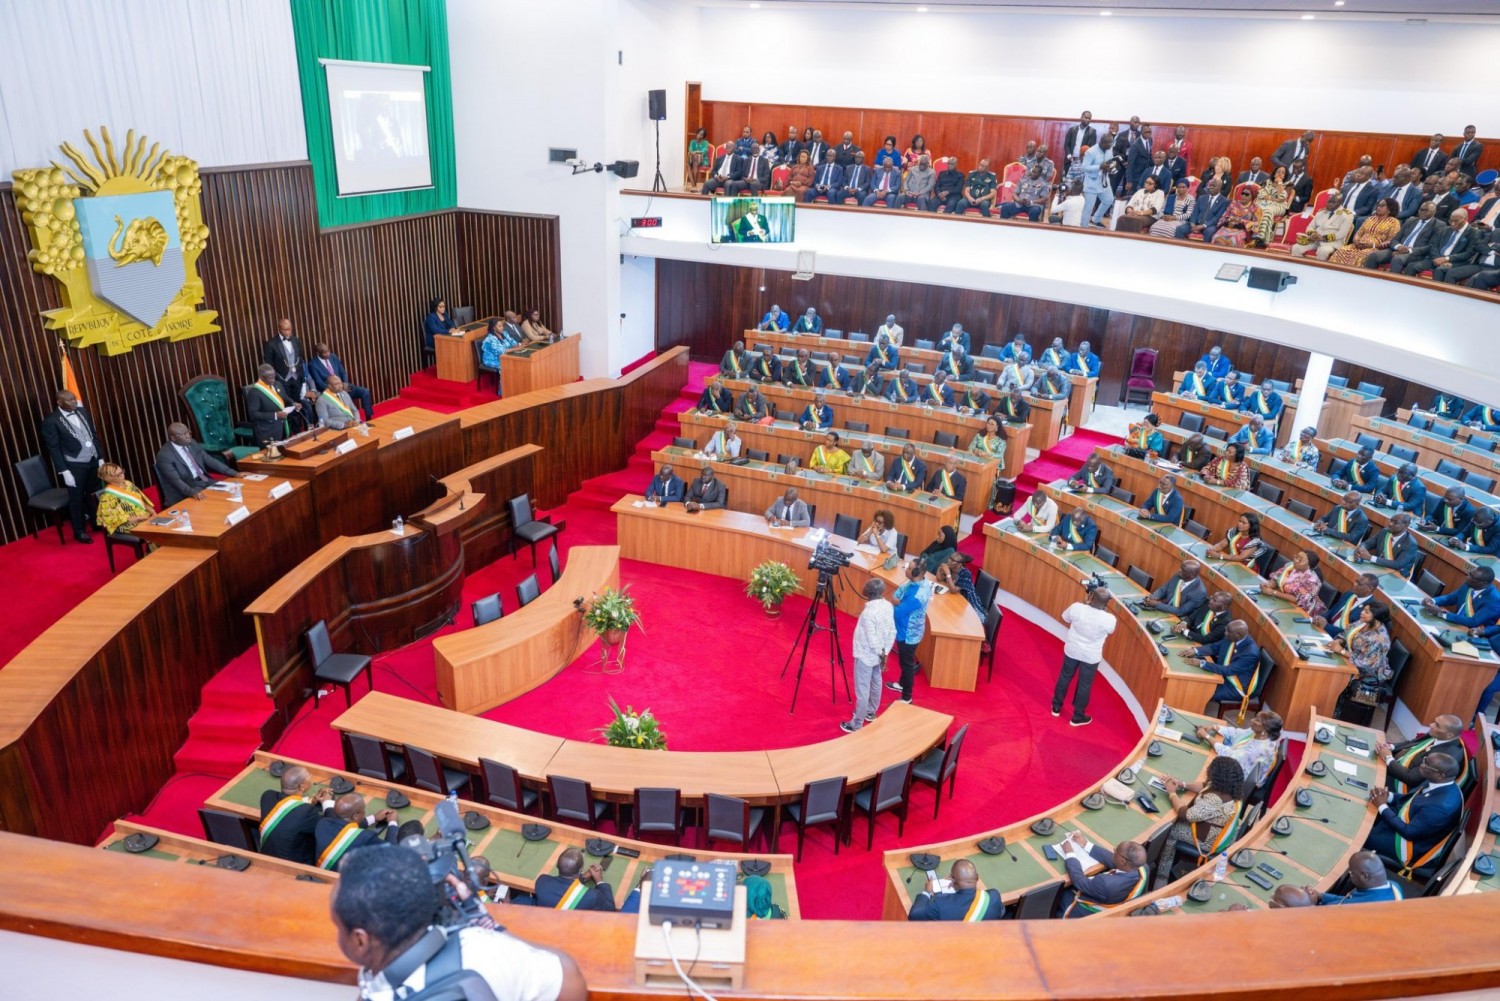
[0,0,304,175]
[696,8,1496,135]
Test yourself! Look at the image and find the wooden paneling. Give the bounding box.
[0,163,560,545]
[655,260,1443,418]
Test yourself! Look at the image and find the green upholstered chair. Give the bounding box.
[181,375,258,461]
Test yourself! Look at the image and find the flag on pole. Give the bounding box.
[59,340,82,404]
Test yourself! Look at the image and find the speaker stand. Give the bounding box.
[652,118,667,193]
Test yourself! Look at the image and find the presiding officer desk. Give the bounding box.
[676,410,1000,518]
[613,496,984,690]
[332,691,952,836]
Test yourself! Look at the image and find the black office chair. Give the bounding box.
[305,619,373,708]
[914,339,936,350]
[406,745,471,796]
[633,787,689,844]
[102,516,149,573]
[1416,569,1444,597]
[781,776,848,860]
[344,732,407,782]
[845,420,869,432]
[908,363,925,375]
[1377,642,1412,728]
[672,436,696,450]
[1126,565,1153,590]
[480,757,539,814]
[1257,548,1287,579]
[1316,581,1340,612]
[776,453,798,466]
[933,431,958,448]
[1408,412,1433,430]
[1286,499,1316,521]
[1011,880,1064,920]
[548,774,611,829]
[1354,432,1384,451]
[1179,413,1205,434]
[472,593,503,626]
[1109,486,1135,505]
[884,427,910,439]
[894,532,909,558]
[548,543,562,585]
[516,574,541,608]
[703,792,767,851]
[852,760,913,849]
[1435,458,1465,480]
[1467,473,1496,494]
[1254,481,1283,505]
[199,808,258,851]
[419,321,435,370]
[974,570,999,613]
[847,332,870,343]
[982,605,1004,682]
[1184,519,1210,540]
[472,337,499,393]
[774,409,797,422]
[832,513,861,539]
[743,448,768,462]
[911,723,969,819]
[506,494,559,566]
[1095,545,1119,568]
[15,456,70,544]
[1203,425,1229,442]
[1388,444,1419,463]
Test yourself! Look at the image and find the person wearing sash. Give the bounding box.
[756,305,789,331]
[1057,835,1150,917]
[1354,511,1420,577]
[1039,337,1070,370]
[1227,414,1275,456]
[257,764,333,866]
[1201,442,1252,490]
[1319,851,1405,905]
[1422,392,1466,420]
[1138,473,1184,525]
[307,342,373,420]
[817,351,850,391]
[997,333,1030,363]
[849,441,886,482]
[784,348,814,387]
[1377,715,1468,796]
[1330,446,1381,494]
[1277,426,1321,468]
[1207,371,1246,410]
[937,323,971,354]
[970,417,1012,513]
[800,391,834,430]
[1423,566,1500,626]
[698,376,733,414]
[1195,708,1283,791]
[1242,379,1285,424]
[1315,573,1380,638]
[885,444,926,492]
[720,340,751,377]
[808,431,850,474]
[1125,414,1166,458]
[876,314,905,347]
[735,385,770,422]
[1460,402,1500,433]
[907,859,1002,921]
[955,380,990,415]
[703,422,742,460]
[925,455,966,503]
[884,366,919,405]
[1423,485,1476,538]
[645,463,685,505]
[1048,511,1097,552]
[865,331,900,372]
[314,376,363,430]
[1182,619,1262,704]
[1450,507,1500,555]
[1177,361,1218,400]
[1154,757,1245,888]
[1206,510,1265,566]
[1031,366,1071,403]
[793,307,823,335]
[1315,491,1370,543]
[1065,340,1102,379]
[939,344,974,382]
[993,386,1031,425]
[1142,558,1207,619]
[156,422,236,505]
[1175,433,1214,472]
[525,848,618,911]
[750,344,782,383]
[1374,462,1428,514]
[248,363,303,445]
[1364,752,1463,874]
[314,793,398,871]
[918,370,953,408]
[997,351,1036,393]
[1067,454,1115,494]
[1260,548,1327,616]
[1329,601,1393,714]
[850,361,886,397]
[1172,590,1232,645]
[95,463,156,540]
[1013,490,1059,535]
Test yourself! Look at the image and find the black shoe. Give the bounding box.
[74,531,94,544]
[1070,715,1093,727]
[839,721,860,733]
[1050,706,1062,718]
[885,681,904,693]
[901,696,913,704]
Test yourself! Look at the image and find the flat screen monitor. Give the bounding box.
[710,196,795,244]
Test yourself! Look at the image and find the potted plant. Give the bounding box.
[597,696,668,750]
[745,560,801,616]
[581,586,643,646]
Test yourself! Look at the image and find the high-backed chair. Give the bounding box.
[507,494,559,566]
[832,513,861,539]
[633,787,689,844]
[473,336,499,392]
[781,776,848,860]
[1179,412,1205,434]
[703,792,766,851]
[406,745,471,796]
[548,774,610,829]
[15,456,70,544]
[548,543,562,585]
[932,430,958,448]
[199,808,258,851]
[982,605,1004,682]
[180,375,258,461]
[344,732,407,782]
[1121,348,1158,408]
[472,593,503,626]
[480,758,538,814]
[516,574,541,608]
[853,760,913,849]
[305,620,372,708]
[911,723,969,819]
[974,570,999,613]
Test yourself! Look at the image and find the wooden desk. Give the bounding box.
[1067,372,1099,430]
[100,820,329,883]
[1107,711,1386,916]
[502,335,581,396]
[1396,407,1500,454]
[612,497,983,691]
[437,444,544,568]
[1312,384,1387,442]
[433,545,620,714]
[1446,718,1498,898]
[676,411,998,519]
[206,752,802,915]
[721,377,1030,481]
[1353,414,1500,485]
[434,320,491,383]
[1028,394,1068,451]
[1152,390,1295,448]
[650,445,960,550]
[880,700,1219,918]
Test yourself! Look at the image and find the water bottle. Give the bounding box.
[181,510,193,532]
[393,515,404,533]
[1212,852,1229,883]
[1157,895,1184,910]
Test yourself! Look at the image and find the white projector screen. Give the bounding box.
[322,59,433,196]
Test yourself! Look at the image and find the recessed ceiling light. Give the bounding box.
[916,5,928,10]
[1100,9,1112,15]
[1301,13,1315,18]
[1334,1,1345,5]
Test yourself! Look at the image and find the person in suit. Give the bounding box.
[1199,346,1234,380]
[925,455,966,502]
[697,376,733,415]
[313,793,397,870]
[862,160,901,207]
[831,151,871,205]
[1230,414,1276,456]
[264,318,312,414]
[247,363,303,445]
[1177,361,1218,399]
[1123,127,1156,194]
[1049,511,1098,552]
[1284,159,1316,213]
[1314,491,1370,544]
[1031,366,1070,402]
[1142,149,1174,198]
[993,385,1031,425]
[1452,125,1484,175]
[800,391,834,430]
[257,764,334,866]
[849,362,886,397]
[923,369,956,408]
[1062,111,1097,172]
[1444,224,1500,285]
[1341,167,1381,226]
[1424,485,1477,538]
[1330,446,1381,494]
[802,130,829,170]
[422,298,455,353]
[1425,566,1500,626]
[156,422,236,505]
[1081,134,1117,228]
[645,463,685,505]
[1161,145,1188,187]
[884,366,919,404]
[1363,199,1438,271]
[1291,190,1355,260]
[1207,371,1246,410]
[1382,166,1424,220]
[1272,131,1317,171]
[1172,591,1232,645]
[1237,156,1270,187]
[1458,402,1500,432]
[1451,507,1500,556]
[1176,177,1228,240]
[802,149,843,204]
[1057,835,1150,917]
[1411,134,1448,175]
[814,351,850,392]
[756,307,789,333]
[1403,208,1482,279]
[908,859,1003,921]
[735,384,769,422]
[1174,434,1214,472]
[1066,341,1102,379]
[523,848,617,911]
[832,131,861,167]
[1318,851,1404,905]
[1373,465,1427,515]
[793,307,823,335]
[701,145,746,196]
[1183,619,1262,704]
[720,340,751,379]
[885,443,926,492]
[776,126,802,168]
[1354,512,1421,577]
[684,466,726,512]
[1068,454,1115,494]
[1378,715,1469,796]
[1138,475,1186,527]
[730,204,770,243]
[39,389,103,542]
[313,376,363,430]
[938,344,974,382]
[782,348,814,388]
[764,487,811,527]
[728,145,772,197]
[749,345,782,384]
[306,342,373,421]
[1314,572,1380,638]
[1364,752,1463,871]
[1142,558,1207,618]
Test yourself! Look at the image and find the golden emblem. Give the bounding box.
[109,215,169,267]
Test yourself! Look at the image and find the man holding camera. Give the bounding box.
[331,846,586,1000]
[1052,584,1117,727]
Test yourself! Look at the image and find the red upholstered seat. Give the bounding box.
[998,161,1026,206]
[770,164,791,190]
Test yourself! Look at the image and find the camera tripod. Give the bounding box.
[781,569,852,714]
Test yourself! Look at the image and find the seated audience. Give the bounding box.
[848,440,885,481]
[1363,752,1463,872]
[1171,590,1233,645]
[1210,183,1262,247]
[832,151,871,205]
[932,157,966,213]
[750,345,782,383]
[1277,426,1320,467]
[1000,163,1051,221]
[1141,557,1207,617]
[1423,566,1500,626]
[1137,473,1184,526]
[1114,175,1164,234]
[1148,179,1195,238]
[1195,709,1282,790]
[1049,510,1098,552]
[1038,337,1070,370]
[314,376,363,430]
[1364,199,1439,272]
[1031,366,1070,401]
[1378,715,1470,796]
[866,332,900,371]
[95,462,155,538]
[1460,402,1500,432]
[922,370,955,408]
[521,308,554,343]
[938,323,971,354]
[956,158,998,217]
[765,487,811,528]
[850,362,886,397]
[1067,454,1115,494]
[1319,851,1404,905]
[1290,190,1355,261]
[917,525,959,573]
[817,351,851,390]
[720,340,751,378]
[1329,198,1402,267]
[1423,485,1476,537]
[1175,433,1214,471]
[257,764,333,866]
[1450,507,1500,556]
[936,551,985,616]
[858,509,899,554]
[736,384,769,422]
[896,155,938,211]
[938,345,974,382]
[156,422,235,505]
[884,366,919,404]
[1227,415,1275,456]
[1178,362,1217,400]
[685,466,727,511]
[885,443,926,492]
[1200,346,1233,380]
[908,859,1002,921]
[422,298,455,352]
[703,422,742,460]
[314,793,396,870]
[1329,446,1381,493]
[1260,549,1327,616]
[1177,178,1229,241]
[926,455,966,502]
[783,348,814,387]
[1403,208,1481,280]
[1373,464,1427,514]
[1183,619,1262,704]
[997,333,1031,363]
[1066,341,1102,379]
[993,386,1032,424]
[306,342,374,420]
[1207,371,1246,410]
[1315,573,1380,637]
[1013,490,1059,534]
[800,391,834,430]
[698,376,733,414]
[876,314,905,347]
[1241,380,1285,423]
[757,306,790,331]
[524,848,617,911]
[1125,413,1166,456]
[1206,510,1264,563]
[997,352,1036,392]
[863,160,901,207]
[794,307,823,334]
[645,463,685,505]
[785,150,815,200]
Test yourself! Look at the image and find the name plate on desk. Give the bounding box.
[268,481,294,500]
[225,506,251,527]
[392,426,415,441]
[335,439,358,456]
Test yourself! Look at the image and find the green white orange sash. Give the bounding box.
[1289,440,1306,463]
[1476,526,1492,549]
[813,446,829,468]
[1392,478,1409,503]
[259,795,305,840]
[1192,374,1207,396]
[1381,532,1398,559]
[877,345,890,364]
[792,363,808,384]
[1085,467,1103,488]
[758,359,773,378]
[1338,597,1361,630]
[1001,398,1017,417]
[977,435,1001,457]
[1215,458,1233,484]
[102,485,150,513]
[318,822,362,870]
[1170,579,1186,606]
[1070,868,1149,915]
[1225,642,1259,699]
[553,879,589,910]
[1462,588,1478,617]
[1154,491,1170,517]
[1254,392,1272,415]
[1196,608,1217,633]
[823,361,838,384]
[1485,407,1497,426]
[1442,504,1457,529]
[1133,428,1151,449]
[1067,519,1084,545]
[727,352,742,375]
[962,890,994,921]
[965,391,984,410]
[1275,564,1296,590]
[1394,790,1451,871]
[900,458,917,484]
[707,391,727,413]
[1044,349,1066,367]
[946,357,961,376]
[1005,364,1022,385]
[1351,462,1369,486]
[1335,508,1350,534]
[321,390,356,420]
[252,381,286,408]
[1390,737,1433,795]
[896,380,910,401]
[938,470,957,496]
[927,384,944,404]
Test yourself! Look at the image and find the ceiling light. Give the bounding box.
[749,2,760,6]
[1334,1,1344,5]
[1100,10,1112,15]
[1301,13,1315,18]
[916,5,928,9]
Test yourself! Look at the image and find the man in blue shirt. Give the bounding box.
[1423,566,1500,627]
[1424,485,1475,537]
[1207,371,1246,410]
[1460,402,1500,433]
[1198,346,1233,381]
[1183,620,1262,704]
[997,333,1030,363]
[1081,133,1116,228]
[1049,511,1098,552]
[1066,340,1101,379]
[1138,473,1184,525]
[800,392,834,431]
[1330,446,1381,494]
[1241,380,1285,424]
[1228,415,1275,456]
[1318,851,1404,905]
[1177,362,1217,400]
[756,305,789,331]
[886,559,936,703]
[865,332,900,371]
[1375,463,1428,514]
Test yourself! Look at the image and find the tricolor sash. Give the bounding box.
[1476,526,1492,549]
[1133,428,1151,449]
[900,458,917,484]
[1067,519,1083,545]
[758,359,773,378]
[318,822,363,870]
[1005,364,1021,386]
[259,795,305,840]
[728,352,742,376]
[962,890,994,921]
[1002,398,1017,417]
[1215,458,1232,483]
[947,357,961,377]
[1381,532,1398,560]
[1275,564,1295,590]
[1485,407,1497,426]
[1289,441,1304,463]
[708,392,727,413]
[813,446,829,468]
[1392,478,1409,503]
[1335,508,1350,534]
[1069,868,1149,915]
[927,383,944,404]
[1351,462,1369,487]
[1044,348,1066,367]
[1192,374,1207,396]
[1170,579,1186,606]
[1085,467,1103,488]
[1338,597,1361,630]
[939,470,956,497]
[553,879,589,910]
[1153,490,1170,517]
[1462,588,1478,617]
[102,485,151,513]
[1226,642,1260,700]
[877,345,890,364]
[1195,608,1217,634]
[976,435,1002,457]
[896,380,910,402]
[1254,393,1272,415]
[1394,790,1452,872]
[252,381,286,408]
[1390,736,1434,795]
[1442,504,1457,529]
[321,390,356,420]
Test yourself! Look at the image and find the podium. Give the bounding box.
[502,335,581,396]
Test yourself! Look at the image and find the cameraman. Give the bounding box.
[331,845,586,1001]
[1050,584,1117,727]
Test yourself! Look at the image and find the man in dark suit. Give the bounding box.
[832,151,871,205]
[700,146,745,196]
[728,144,772,196]
[1354,511,1421,577]
[1341,167,1380,226]
[1143,149,1174,196]
[313,792,398,870]
[908,859,1002,920]
[645,463,685,505]
[1411,133,1448,175]
[685,465,727,512]
[802,129,829,169]
[1285,159,1316,212]
[1363,199,1438,272]
[776,126,802,167]
[1183,620,1262,704]
[39,389,102,542]
[1124,127,1155,194]
[993,385,1030,424]
[1315,491,1371,544]
[803,149,843,202]
[1445,224,1500,286]
[1057,834,1150,916]
[257,764,333,866]
[832,131,861,167]
[1452,125,1484,175]
[306,342,373,420]
[1377,715,1469,796]
[1063,111,1098,171]
[1404,208,1482,279]
[1314,572,1379,638]
[156,422,236,506]
[1365,752,1463,872]
[264,319,312,420]
[1142,557,1206,618]
[749,345,781,383]
[1176,178,1229,240]
[1237,156,1270,187]
[521,848,618,910]
[247,363,303,444]
[1171,591,1231,645]
[1272,130,1316,171]
[1382,166,1423,220]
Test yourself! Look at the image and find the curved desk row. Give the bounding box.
[205,751,800,915]
[1151,390,1298,448]
[1395,407,1500,455]
[612,496,983,690]
[433,545,621,714]
[677,410,1000,518]
[100,820,329,883]
[1355,414,1500,486]
[1447,718,1498,897]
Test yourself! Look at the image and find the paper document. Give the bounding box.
[1154,725,1183,742]
[1332,759,1358,776]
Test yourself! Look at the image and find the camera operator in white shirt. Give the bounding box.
[1051,584,1118,727]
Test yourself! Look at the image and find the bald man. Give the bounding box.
[525,847,618,911]
[155,422,237,505]
[907,859,1003,920]
[1377,714,1470,795]
[1269,885,1316,908]
[256,764,333,866]
[313,792,398,871]
[1318,850,1403,905]
[1058,834,1150,916]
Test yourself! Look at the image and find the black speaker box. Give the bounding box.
[611,160,640,179]
[648,89,666,121]
[1247,267,1296,292]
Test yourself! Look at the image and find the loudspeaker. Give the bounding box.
[609,160,640,179]
[648,89,666,121]
[1247,267,1297,292]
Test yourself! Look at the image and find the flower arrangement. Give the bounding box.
[745,559,801,611]
[581,586,643,638]
[597,697,668,750]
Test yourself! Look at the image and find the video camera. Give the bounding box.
[401,795,487,926]
[1081,573,1107,594]
[808,536,853,574]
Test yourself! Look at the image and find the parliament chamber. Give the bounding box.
[6,1,1500,998]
